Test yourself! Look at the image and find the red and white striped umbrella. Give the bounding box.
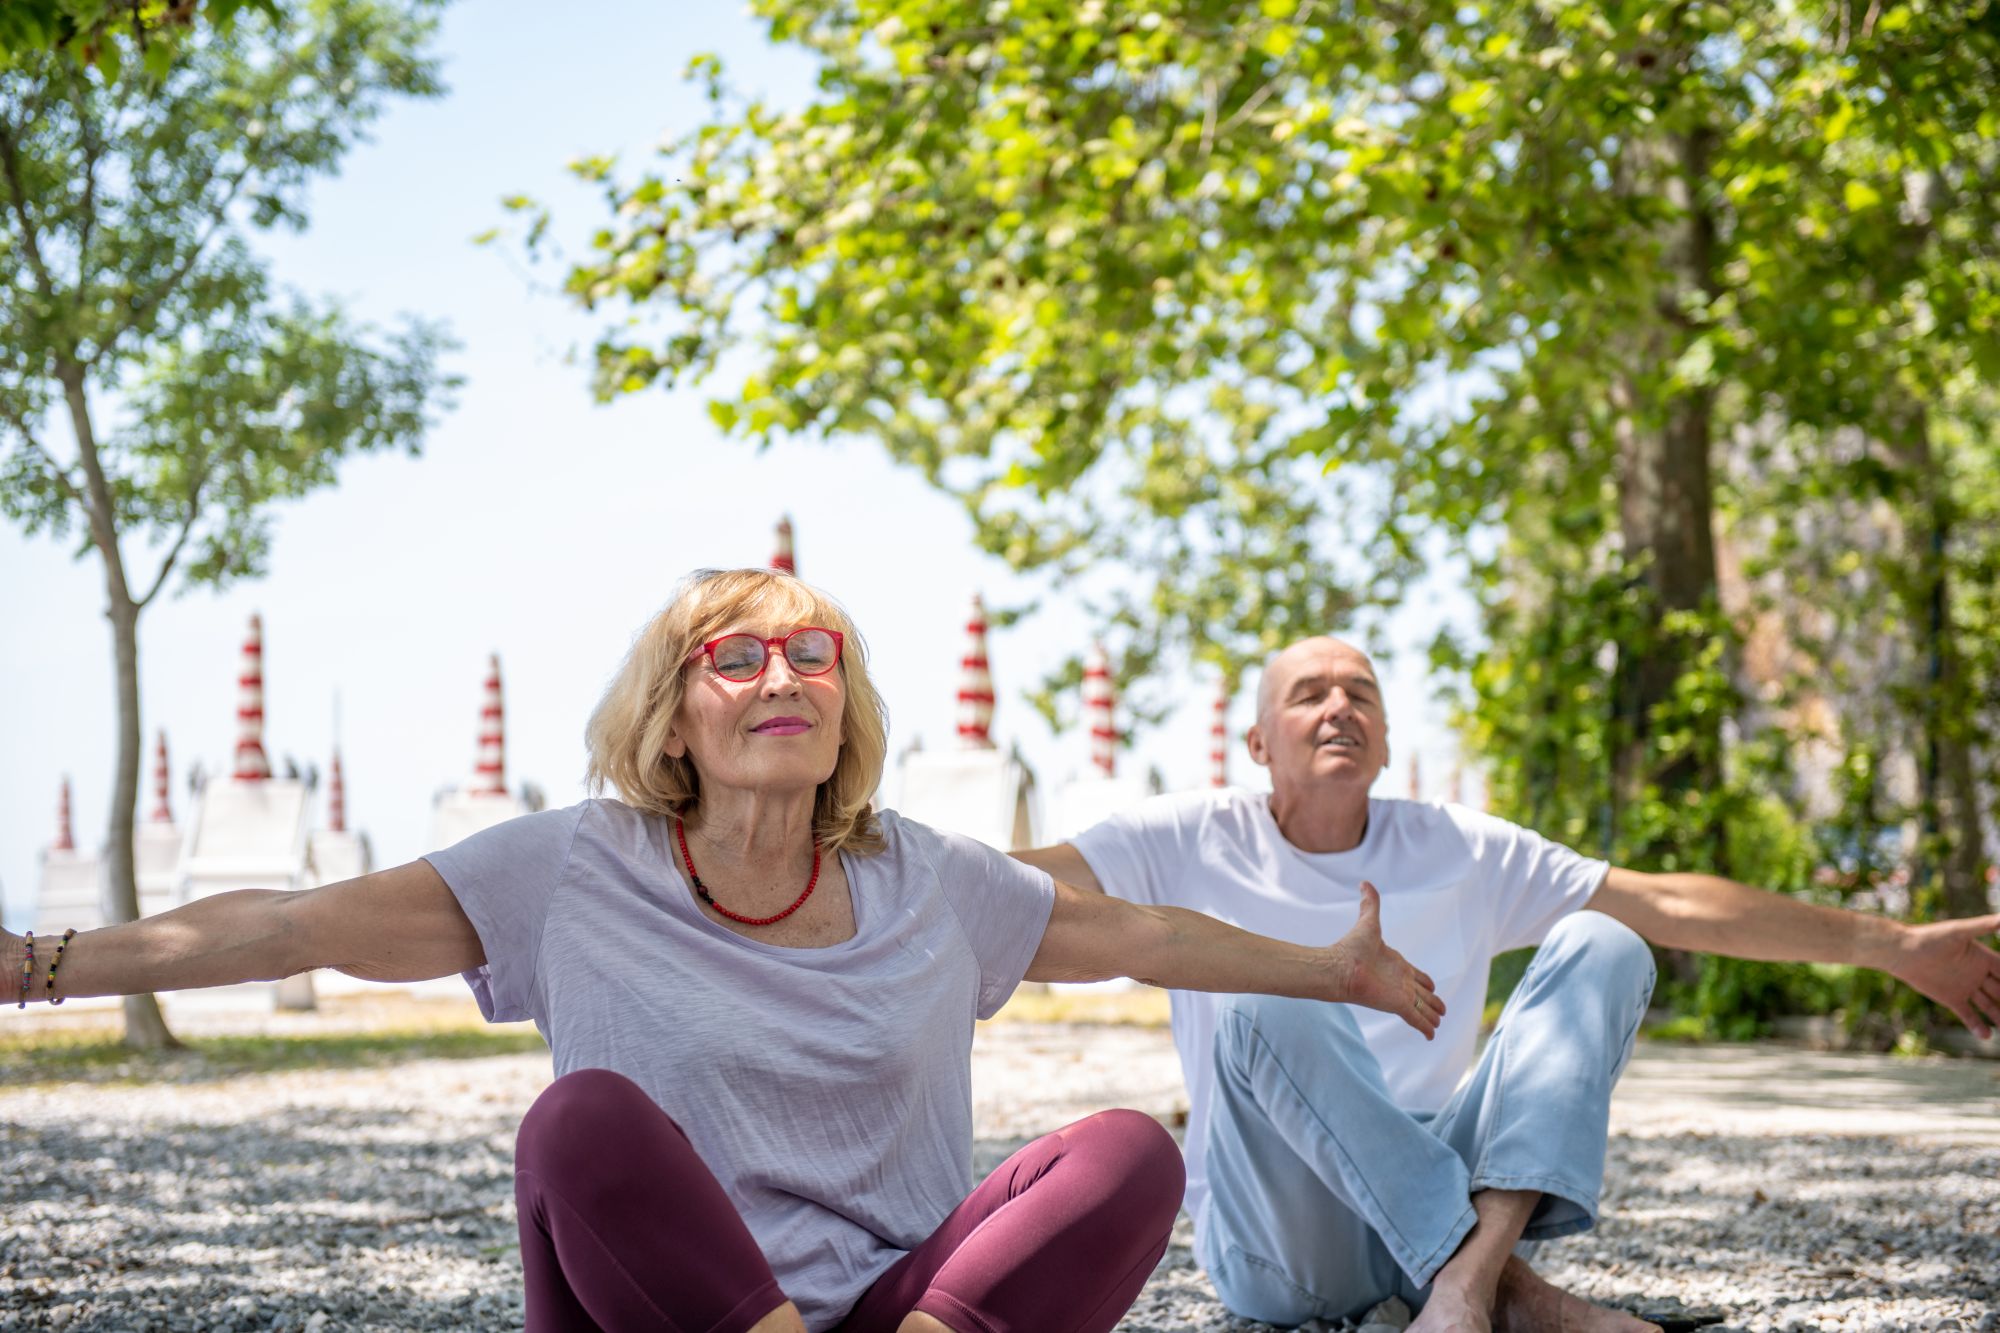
[771,515,797,574]
[328,748,347,833]
[53,776,75,852]
[1084,642,1116,777]
[1210,679,1230,788]
[233,614,271,781]
[474,655,507,796]
[151,731,173,823]
[956,595,997,749]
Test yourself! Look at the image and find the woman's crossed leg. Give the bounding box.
[514,1069,1185,1333]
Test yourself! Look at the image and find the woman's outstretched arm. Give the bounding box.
[1025,879,1444,1039]
[3,860,484,1004]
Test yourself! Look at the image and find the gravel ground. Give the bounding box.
[2,1013,1995,1332]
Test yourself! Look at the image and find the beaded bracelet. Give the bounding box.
[17,930,33,1009]
[44,928,76,1006]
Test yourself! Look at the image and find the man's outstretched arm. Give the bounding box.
[1586,867,2000,1037]
[1012,844,1104,893]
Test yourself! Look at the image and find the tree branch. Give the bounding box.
[0,109,61,303]
[65,64,106,304]
[1213,1,1319,143]
[0,394,90,515]
[136,503,200,608]
[57,363,138,607]
[135,459,211,609]
[88,159,254,368]
[94,27,337,367]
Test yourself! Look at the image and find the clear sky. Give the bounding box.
[0,0,1477,926]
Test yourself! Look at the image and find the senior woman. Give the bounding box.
[10,568,1444,1333]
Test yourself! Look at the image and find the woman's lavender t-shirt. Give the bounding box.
[423,799,1055,1331]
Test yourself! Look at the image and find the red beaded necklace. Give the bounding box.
[674,817,823,926]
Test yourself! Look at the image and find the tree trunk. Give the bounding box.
[59,362,178,1050]
[1611,387,1721,801]
[1933,691,1988,920]
[1884,397,1989,921]
[1609,127,1725,871]
[108,598,177,1047]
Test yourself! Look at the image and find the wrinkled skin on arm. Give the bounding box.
[3,860,484,1003]
[1589,866,2000,1039]
[1026,876,1443,1040]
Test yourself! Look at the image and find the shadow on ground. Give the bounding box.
[2,1112,1994,1332]
[1618,1042,2000,1124]
[0,1028,548,1087]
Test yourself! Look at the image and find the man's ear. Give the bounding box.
[1246,722,1271,768]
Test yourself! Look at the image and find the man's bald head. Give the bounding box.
[1246,636,1391,810]
[1254,636,1380,726]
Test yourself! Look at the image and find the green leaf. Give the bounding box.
[1448,84,1492,117]
[523,0,2000,953]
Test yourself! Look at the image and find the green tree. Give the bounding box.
[0,1,280,80]
[538,0,2000,1025]
[530,0,1764,843]
[1712,1,2000,921]
[0,0,455,1046]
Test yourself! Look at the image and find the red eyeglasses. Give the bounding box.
[691,627,845,683]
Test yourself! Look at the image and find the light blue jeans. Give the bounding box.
[1198,911,1656,1327]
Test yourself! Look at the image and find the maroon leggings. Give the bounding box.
[514,1069,1184,1333]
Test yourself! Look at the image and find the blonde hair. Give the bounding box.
[585,569,888,855]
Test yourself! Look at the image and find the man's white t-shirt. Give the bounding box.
[1070,788,1609,1227]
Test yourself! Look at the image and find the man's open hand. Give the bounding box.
[1327,881,1446,1040]
[1890,913,2000,1039]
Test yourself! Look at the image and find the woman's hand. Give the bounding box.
[1323,881,1444,1040]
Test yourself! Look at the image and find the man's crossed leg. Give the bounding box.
[1199,911,1661,1332]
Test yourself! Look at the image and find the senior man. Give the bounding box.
[1017,635,2000,1333]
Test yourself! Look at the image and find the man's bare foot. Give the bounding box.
[1493,1256,1662,1333]
[1407,1284,1491,1333]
